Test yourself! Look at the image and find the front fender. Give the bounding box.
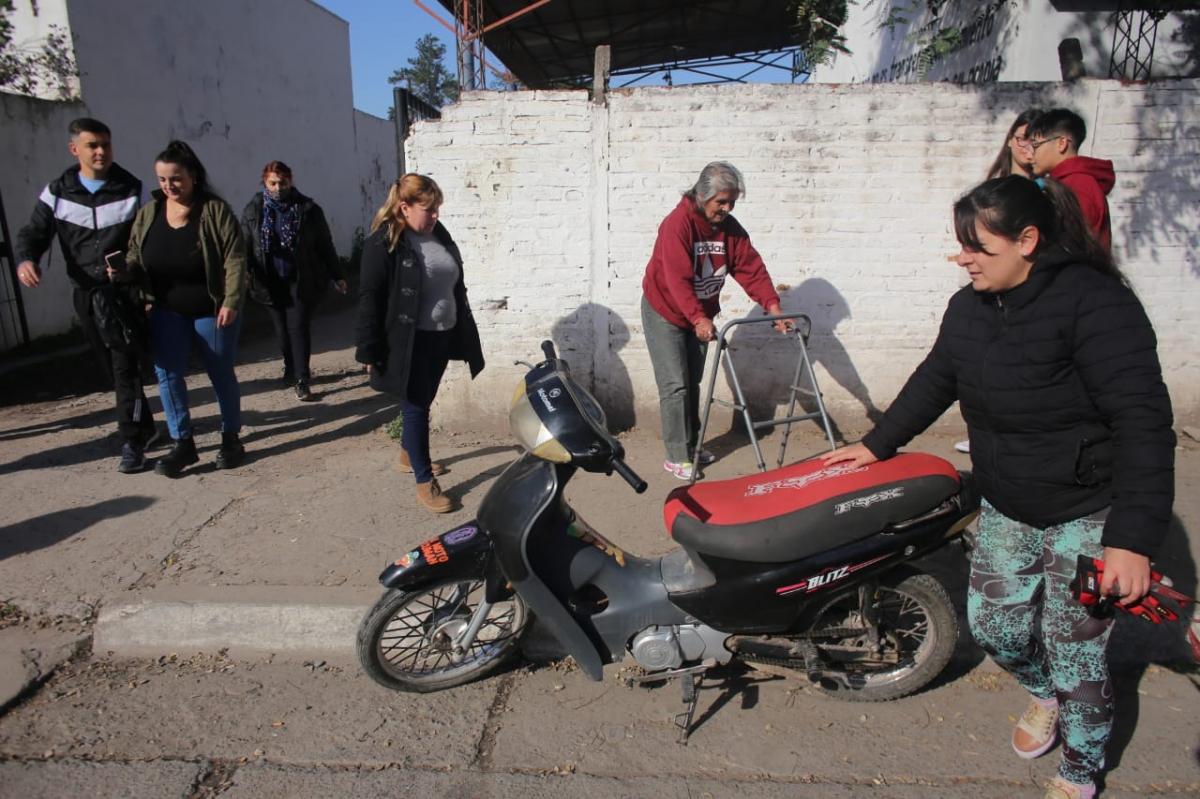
[379,521,494,591]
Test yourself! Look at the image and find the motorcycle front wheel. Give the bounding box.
[358,577,529,692]
[803,569,958,702]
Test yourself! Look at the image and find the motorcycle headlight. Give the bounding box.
[509,379,571,463]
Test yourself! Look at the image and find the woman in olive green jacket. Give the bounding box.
[126,140,248,477]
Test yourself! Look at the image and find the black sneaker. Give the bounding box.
[117,442,147,474]
[155,437,199,477]
[295,381,315,402]
[215,431,245,470]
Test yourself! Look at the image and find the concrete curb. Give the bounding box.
[93,586,380,663]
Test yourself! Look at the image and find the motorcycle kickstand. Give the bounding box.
[623,660,715,745]
[673,671,701,745]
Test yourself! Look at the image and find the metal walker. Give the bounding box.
[691,313,836,482]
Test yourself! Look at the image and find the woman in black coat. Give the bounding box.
[354,174,484,513]
[825,176,1174,799]
[243,160,346,401]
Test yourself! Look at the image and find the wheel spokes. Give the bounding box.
[376,581,524,677]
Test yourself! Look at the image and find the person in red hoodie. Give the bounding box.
[641,161,786,480]
[1027,109,1116,250]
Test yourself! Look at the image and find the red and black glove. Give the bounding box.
[1069,555,1193,624]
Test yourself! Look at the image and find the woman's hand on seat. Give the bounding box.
[821,443,878,468]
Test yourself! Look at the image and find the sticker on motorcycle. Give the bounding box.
[394,549,420,568]
[567,517,626,567]
[420,540,450,565]
[775,553,892,596]
[443,525,478,546]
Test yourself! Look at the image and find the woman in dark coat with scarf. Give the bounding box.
[242,160,346,401]
[354,173,484,514]
[825,176,1174,799]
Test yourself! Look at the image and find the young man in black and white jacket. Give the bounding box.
[16,117,161,473]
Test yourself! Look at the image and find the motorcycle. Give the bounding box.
[358,341,980,739]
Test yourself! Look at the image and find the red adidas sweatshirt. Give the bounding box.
[641,196,780,329]
[1050,156,1115,251]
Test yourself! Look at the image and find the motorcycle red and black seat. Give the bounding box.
[663,453,961,564]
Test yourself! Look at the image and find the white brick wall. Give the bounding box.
[408,79,1200,435]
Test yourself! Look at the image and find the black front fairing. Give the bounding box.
[478,453,610,680]
[520,357,621,472]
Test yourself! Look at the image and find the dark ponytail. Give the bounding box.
[154,140,218,200]
[953,175,1123,284]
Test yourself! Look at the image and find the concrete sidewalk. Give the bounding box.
[2,300,1198,796]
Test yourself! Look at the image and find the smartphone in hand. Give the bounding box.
[104,250,128,280]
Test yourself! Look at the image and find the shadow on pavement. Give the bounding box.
[0,495,156,560]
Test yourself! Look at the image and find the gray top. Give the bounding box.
[406,230,460,331]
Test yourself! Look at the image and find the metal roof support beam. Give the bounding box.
[470,0,555,40]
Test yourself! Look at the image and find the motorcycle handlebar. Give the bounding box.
[541,340,557,361]
[611,457,647,494]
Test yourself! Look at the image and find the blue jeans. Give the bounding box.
[401,329,453,483]
[150,307,243,440]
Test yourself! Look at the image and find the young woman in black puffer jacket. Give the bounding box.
[825,176,1174,799]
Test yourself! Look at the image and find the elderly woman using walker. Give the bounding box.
[641,161,789,480]
[825,175,1174,799]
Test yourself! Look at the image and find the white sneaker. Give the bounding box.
[1013,697,1059,759]
[664,459,698,480]
[954,439,970,453]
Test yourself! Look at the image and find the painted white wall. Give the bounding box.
[2,0,395,341]
[407,79,1200,435]
[809,1,1197,85]
[1,0,79,100]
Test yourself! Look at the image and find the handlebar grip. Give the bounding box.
[541,340,557,360]
[611,457,647,494]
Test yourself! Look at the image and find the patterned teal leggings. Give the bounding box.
[967,500,1114,785]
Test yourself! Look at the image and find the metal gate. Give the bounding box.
[392,87,442,178]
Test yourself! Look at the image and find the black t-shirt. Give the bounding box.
[143,205,213,318]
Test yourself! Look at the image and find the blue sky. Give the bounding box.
[315,0,456,118]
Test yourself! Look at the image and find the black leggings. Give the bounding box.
[268,282,313,382]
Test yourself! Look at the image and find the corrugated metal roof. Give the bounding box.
[436,0,801,87]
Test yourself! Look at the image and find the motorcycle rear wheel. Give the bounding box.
[358,577,529,692]
[804,570,957,702]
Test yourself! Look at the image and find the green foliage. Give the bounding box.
[388,33,460,109]
[0,0,79,99]
[384,412,404,441]
[792,0,851,68]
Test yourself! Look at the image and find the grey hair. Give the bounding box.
[687,161,746,204]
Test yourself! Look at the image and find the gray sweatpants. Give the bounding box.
[641,295,708,463]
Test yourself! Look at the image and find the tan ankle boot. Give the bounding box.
[395,449,446,476]
[415,479,454,513]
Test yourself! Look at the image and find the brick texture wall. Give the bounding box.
[406,79,1200,436]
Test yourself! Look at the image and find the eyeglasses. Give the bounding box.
[1012,134,1032,148]
[1027,135,1063,152]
